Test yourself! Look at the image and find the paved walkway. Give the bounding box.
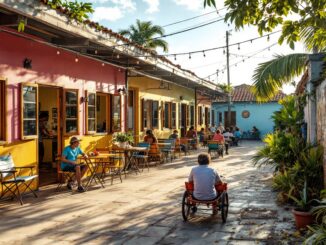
[0,141,301,244]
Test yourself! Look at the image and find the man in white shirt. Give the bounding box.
[188,154,222,200]
[223,128,233,155]
[217,122,225,133]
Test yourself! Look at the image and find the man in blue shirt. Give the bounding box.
[61,137,88,192]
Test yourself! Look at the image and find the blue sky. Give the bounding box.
[80,0,305,93]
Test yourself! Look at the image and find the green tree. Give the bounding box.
[204,0,326,100]
[119,19,168,52]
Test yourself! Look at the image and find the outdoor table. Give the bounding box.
[79,153,119,190]
[121,146,148,173]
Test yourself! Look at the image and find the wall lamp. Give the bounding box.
[117,87,127,95]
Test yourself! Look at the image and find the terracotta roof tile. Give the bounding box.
[218,84,286,102]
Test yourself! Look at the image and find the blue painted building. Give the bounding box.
[212,84,286,139]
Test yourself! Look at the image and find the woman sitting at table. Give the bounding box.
[144,130,160,162]
[186,126,198,150]
[213,129,229,155]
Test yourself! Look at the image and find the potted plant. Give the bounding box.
[288,180,314,229]
[113,132,133,148]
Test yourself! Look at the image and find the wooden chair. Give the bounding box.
[160,139,176,163]
[0,154,38,205]
[56,156,77,191]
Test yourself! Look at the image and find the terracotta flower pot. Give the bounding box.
[292,209,313,229]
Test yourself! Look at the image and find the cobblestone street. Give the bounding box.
[0,141,301,244]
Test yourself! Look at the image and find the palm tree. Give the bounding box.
[251,29,326,101]
[119,19,168,52]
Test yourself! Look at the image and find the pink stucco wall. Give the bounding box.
[0,30,126,142]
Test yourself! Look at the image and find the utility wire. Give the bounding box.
[203,43,277,79]
[162,7,226,27]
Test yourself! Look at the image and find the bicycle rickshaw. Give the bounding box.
[181,181,229,222]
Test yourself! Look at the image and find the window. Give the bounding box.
[186,105,190,127]
[0,81,5,141]
[96,94,108,133]
[163,102,170,129]
[190,105,194,126]
[152,101,159,128]
[64,89,78,135]
[21,84,38,139]
[171,103,176,129]
[86,92,96,134]
[111,95,121,132]
[141,99,154,131]
[212,110,215,125]
[178,103,181,128]
[198,106,203,125]
[127,90,134,131]
[219,112,222,123]
[205,107,209,126]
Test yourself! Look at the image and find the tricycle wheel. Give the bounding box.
[221,192,229,223]
[182,191,191,221]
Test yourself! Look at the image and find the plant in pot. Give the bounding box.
[113,132,133,148]
[288,180,314,229]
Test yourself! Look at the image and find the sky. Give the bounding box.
[79,0,306,94]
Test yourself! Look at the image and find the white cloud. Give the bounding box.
[173,0,202,11]
[110,0,136,12]
[92,7,123,22]
[142,0,159,14]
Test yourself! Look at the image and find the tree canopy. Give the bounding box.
[204,0,326,51]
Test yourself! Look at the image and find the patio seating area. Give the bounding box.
[0,136,220,205]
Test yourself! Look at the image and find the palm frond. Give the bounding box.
[252,53,309,101]
[118,29,131,38]
[147,39,169,52]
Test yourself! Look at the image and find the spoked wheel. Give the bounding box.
[221,192,229,223]
[182,191,191,221]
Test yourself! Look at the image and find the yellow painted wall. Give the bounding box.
[0,140,38,192]
[129,77,196,140]
[62,135,113,153]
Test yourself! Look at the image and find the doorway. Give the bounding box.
[224,111,236,128]
[38,86,62,186]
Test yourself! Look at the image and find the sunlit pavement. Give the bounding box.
[0,141,301,245]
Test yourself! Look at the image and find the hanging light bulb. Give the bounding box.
[116,54,120,59]
[223,49,226,55]
[174,55,177,61]
[203,51,206,57]
[75,57,79,63]
[56,50,60,55]
[95,50,98,54]
[267,35,270,41]
[189,53,191,59]
[238,43,240,50]
[136,60,140,65]
[250,39,253,43]
[102,63,105,66]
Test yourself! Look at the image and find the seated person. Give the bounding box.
[188,153,222,201]
[144,129,160,161]
[170,129,186,153]
[186,126,198,149]
[251,126,260,138]
[61,137,88,192]
[213,130,229,155]
[169,130,179,139]
[198,128,206,143]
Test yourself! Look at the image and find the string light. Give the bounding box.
[223,49,225,55]
[116,54,120,59]
[75,57,79,63]
[95,50,98,54]
[189,53,192,59]
[203,51,206,57]
[238,43,240,50]
[56,50,60,55]
[267,35,270,41]
[174,55,177,61]
[102,63,105,66]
